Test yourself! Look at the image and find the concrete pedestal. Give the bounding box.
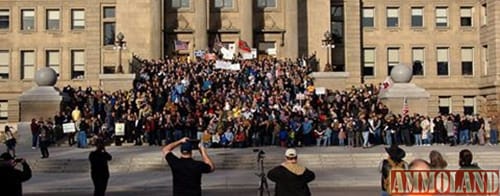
[310,72,350,90]
[18,86,69,122]
[379,83,430,115]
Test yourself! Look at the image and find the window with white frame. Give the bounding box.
[71,50,85,79]
[460,7,472,27]
[363,48,375,76]
[482,45,488,76]
[215,0,233,8]
[386,7,399,27]
[46,50,60,75]
[411,7,423,27]
[0,100,7,120]
[412,48,424,76]
[21,9,35,30]
[439,96,451,115]
[463,96,475,115]
[461,47,473,76]
[0,10,9,29]
[436,7,448,27]
[387,48,399,76]
[0,51,8,79]
[46,9,60,30]
[171,0,190,8]
[257,0,276,8]
[21,50,35,80]
[71,9,85,30]
[437,47,449,75]
[362,8,374,27]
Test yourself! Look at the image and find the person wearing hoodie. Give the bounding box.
[268,148,315,196]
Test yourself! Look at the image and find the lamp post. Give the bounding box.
[321,30,335,71]
[114,32,126,73]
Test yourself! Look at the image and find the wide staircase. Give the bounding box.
[28,147,500,173]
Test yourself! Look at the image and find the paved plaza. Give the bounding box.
[6,142,500,195]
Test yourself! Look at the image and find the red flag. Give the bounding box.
[402,97,409,115]
[238,40,251,53]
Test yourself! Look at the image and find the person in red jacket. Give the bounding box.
[268,148,315,196]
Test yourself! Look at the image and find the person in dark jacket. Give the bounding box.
[268,148,315,196]
[89,139,112,196]
[0,152,32,196]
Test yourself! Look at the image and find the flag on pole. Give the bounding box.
[213,35,223,52]
[380,76,393,92]
[402,96,409,115]
[238,39,251,53]
[174,40,189,51]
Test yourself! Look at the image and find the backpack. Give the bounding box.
[383,158,407,193]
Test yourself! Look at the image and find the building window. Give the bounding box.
[412,48,424,76]
[103,22,115,45]
[387,48,399,76]
[0,100,7,120]
[71,50,85,79]
[482,45,488,76]
[436,7,448,27]
[258,42,276,55]
[103,7,115,18]
[21,9,35,31]
[439,96,451,115]
[437,47,449,76]
[71,9,85,30]
[46,50,60,75]
[463,96,475,115]
[460,7,472,27]
[481,4,487,26]
[363,48,375,76]
[386,7,399,27]
[46,9,60,30]
[461,47,473,76]
[257,0,276,8]
[21,50,35,80]
[331,5,344,44]
[0,51,9,79]
[0,10,9,30]
[171,0,190,8]
[362,8,374,27]
[214,0,233,8]
[411,7,423,27]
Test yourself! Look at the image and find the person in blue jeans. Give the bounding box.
[459,116,472,145]
[489,115,498,145]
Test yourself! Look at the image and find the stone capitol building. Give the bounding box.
[0,0,498,123]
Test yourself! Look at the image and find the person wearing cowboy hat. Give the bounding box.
[268,148,315,196]
[379,144,408,196]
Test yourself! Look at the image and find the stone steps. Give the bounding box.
[30,152,500,173]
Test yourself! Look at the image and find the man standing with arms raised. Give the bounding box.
[268,148,315,196]
[162,137,215,196]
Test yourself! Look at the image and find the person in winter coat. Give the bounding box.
[268,148,315,196]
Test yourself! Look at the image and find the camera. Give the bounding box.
[189,139,200,150]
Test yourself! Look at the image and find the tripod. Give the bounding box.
[255,150,270,196]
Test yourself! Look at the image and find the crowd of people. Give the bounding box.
[17,56,499,153]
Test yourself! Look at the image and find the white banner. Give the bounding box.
[242,52,253,60]
[251,48,257,59]
[115,123,125,136]
[221,47,233,60]
[315,87,326,95]
[215,61,240,71]
[63,123,76,133]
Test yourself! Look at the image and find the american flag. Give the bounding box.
[212,35,223,53]
[402,96,409,115]
[174,40,189,51]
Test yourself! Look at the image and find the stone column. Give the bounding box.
[240,0,253,47]
[285,0,299,57]
[194,0,208,50]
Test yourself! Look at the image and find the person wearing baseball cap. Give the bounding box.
[268,148,315,196]
[162,137,215,196]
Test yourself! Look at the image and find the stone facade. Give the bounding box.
[0,0,499,122]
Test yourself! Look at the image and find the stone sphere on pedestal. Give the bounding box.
[390,64,413,83]
[34,67,57,86]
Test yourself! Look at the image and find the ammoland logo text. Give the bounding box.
[389,170,499,195]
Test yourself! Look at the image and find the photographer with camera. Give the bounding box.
[268,148,315,196]
[162,137,215,196]
[0,152,32,196]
